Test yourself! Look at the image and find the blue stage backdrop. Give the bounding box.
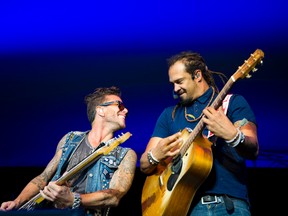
[0,1,287,168]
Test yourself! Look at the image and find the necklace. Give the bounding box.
[184,87,215,122]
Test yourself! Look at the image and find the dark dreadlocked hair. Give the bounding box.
[167,51,228,121]
[167,51,228,93]
[84,86,121,124]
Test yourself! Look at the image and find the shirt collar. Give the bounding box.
[196,86,214,104]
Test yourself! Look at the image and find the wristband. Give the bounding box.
[225,128,240,144]
[147,150,159,165]
[225,128,245,148]
[72,192,81,209]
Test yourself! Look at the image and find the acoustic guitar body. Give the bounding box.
[141,129,213,216]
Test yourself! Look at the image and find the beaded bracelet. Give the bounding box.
[72,192,81,209]
[147,150,159,165]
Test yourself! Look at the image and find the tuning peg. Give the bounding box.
[246,74,252,78]
[252,68,258,72]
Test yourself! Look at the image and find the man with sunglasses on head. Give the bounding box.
[140,51,259,216]
[0,86,137,216]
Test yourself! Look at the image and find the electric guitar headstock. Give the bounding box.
[100,132,132,155]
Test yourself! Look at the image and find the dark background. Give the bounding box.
[0,0,287,214]
[1,0,287,168]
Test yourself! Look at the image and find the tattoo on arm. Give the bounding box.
[31,176,45,190]
[110,150,137,191]
[122,150,137,175]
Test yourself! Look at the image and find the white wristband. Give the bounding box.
[147,150,159,165]
[225,128,245,148]
[225,128,240,144]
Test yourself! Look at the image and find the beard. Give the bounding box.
[179,97,194,106]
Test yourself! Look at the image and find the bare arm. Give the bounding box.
[233,121,259,159]
[0,134,68,211]
[140,132,182,175]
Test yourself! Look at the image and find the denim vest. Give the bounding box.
[51,131,130,215]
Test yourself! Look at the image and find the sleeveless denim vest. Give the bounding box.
[51,131,130,215]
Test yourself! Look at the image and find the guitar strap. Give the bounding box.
[207,94,232,138]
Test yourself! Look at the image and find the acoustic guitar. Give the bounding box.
[19,132,132,211]
[141,49,264,216]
